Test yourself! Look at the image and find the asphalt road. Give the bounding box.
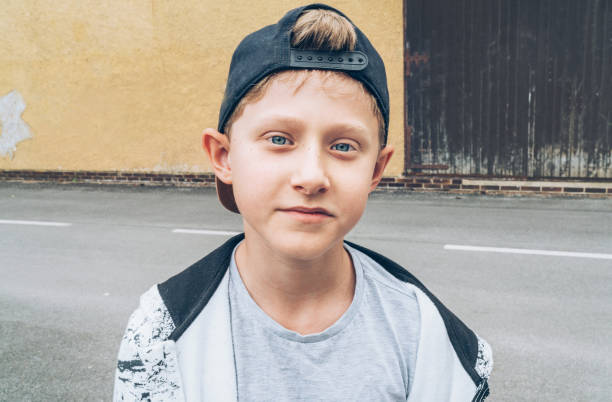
[1,183,611,401]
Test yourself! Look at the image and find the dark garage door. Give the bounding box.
[404,0,612,178]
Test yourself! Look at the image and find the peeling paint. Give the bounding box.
[0,90,32,159]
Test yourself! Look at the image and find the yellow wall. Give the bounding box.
[0,0,404,175]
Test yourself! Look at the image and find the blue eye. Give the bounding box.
[270,135,288,145]
[332,143,353,152]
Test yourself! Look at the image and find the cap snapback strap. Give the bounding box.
[289,49,369,71]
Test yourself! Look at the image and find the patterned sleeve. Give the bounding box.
[475,335,493,379]
[113,307,149,400]
[113,286,177,401]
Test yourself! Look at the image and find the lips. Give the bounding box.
[280,207,333,224]
[281,206,333,216]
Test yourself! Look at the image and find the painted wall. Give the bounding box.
[0,0,405,175]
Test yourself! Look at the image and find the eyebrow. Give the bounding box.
[326,122,371,136]
[253,115,306,132]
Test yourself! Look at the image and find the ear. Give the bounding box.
[369,145,394,192]
[202,128,232,184]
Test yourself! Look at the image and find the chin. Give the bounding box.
[268,229,345,261]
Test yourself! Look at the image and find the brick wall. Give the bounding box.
[377,176,612,197]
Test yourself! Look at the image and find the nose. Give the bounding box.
[290,146,330,195]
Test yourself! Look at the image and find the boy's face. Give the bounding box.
[207,71,393,261]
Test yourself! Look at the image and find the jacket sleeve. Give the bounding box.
[113,302,153,400]
[113,286,178,401]
[471,335,493,401]
[475,335,493,380]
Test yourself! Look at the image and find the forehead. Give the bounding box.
[233,70,380,135]
[269,70,372,104]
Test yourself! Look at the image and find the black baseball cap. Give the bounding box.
[215,3,390,213]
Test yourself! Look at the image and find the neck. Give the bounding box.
[234,227,355,334]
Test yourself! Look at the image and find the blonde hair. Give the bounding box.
[223,8,385,149]
[291,8,357,50]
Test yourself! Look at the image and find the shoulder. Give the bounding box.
[344,240,493,384]
[119,285,175,353]
[346,242,417,299]
[120,234,244,346]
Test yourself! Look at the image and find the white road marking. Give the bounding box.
[172,229,241,236]
[444,244,612,260]
[0,219,72,227]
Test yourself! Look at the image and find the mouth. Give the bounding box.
[281,206,334,216]
[279,206,334,223]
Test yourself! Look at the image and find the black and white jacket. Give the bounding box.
[114,234,493,401]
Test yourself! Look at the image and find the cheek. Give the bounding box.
[337,156,376,188]
[230,148,281,210]
[335,162,374,214]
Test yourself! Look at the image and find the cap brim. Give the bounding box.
[216,177,240,214]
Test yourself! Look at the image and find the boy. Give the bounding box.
[114,4,492,401]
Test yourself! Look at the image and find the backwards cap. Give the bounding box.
[215,3,390,213]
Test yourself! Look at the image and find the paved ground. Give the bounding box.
[0,182,611,401]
